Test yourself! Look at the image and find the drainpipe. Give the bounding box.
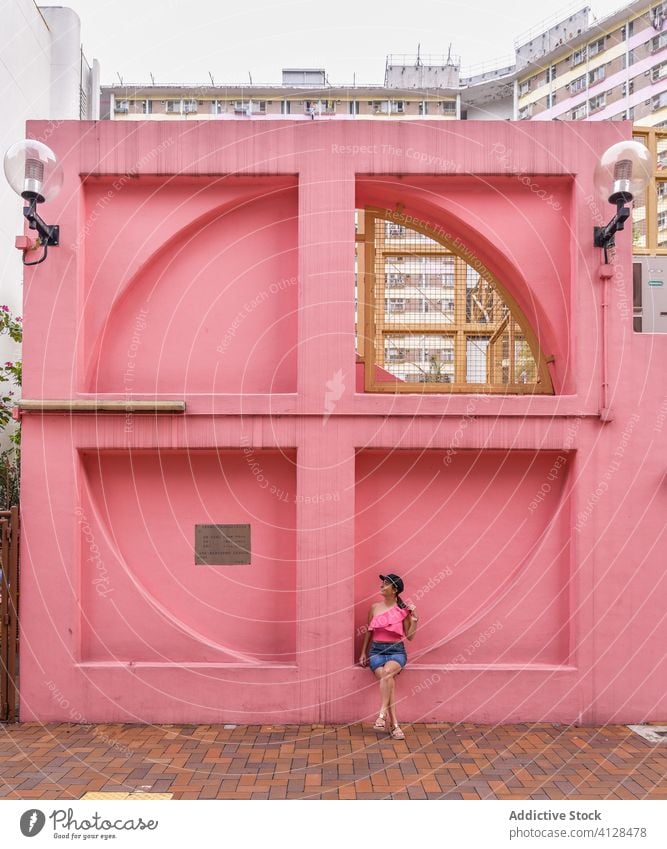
[599,262,614,422]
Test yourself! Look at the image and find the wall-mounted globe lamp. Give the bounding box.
[593,140,652,262]
[3,139,63,266]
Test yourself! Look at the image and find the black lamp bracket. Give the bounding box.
[21,196,59,266]
[593,198,631,250]
[23,197,59,247]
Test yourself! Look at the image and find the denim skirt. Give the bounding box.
[368,640,407,672]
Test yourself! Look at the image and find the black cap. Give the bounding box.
[379,573,404,594]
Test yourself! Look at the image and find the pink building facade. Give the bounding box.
[17,119,667,724]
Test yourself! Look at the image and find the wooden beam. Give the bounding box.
[17,400,186,413]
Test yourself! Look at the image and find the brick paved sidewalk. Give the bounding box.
[0,722,665,800]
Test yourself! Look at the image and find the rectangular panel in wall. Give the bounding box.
[355,449,572,667]
[79,449,297,664]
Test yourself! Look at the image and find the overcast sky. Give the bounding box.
[39,0,631,86]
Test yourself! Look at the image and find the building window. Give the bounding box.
[653,91,667,109]
[372,100,405,114]
[588,38,605,58]
[114,99,129,113]
[623,49,635,69]
[546,93,556,108]
[519,80,531,95]
[142,100,153,114]
[235,100,266,114]
[165,100,182,114]
[545,65,556,83]
[589,93,606,112]
[441,100,456,114]
[652,32,667,52]
[183,99,197,114]
[622,80,634,96]
[621,21,634,39]
[570,75,586,93]
[652,3,667,25]
[571,103,588,119]
[572,47,586,66]
[518,104,533,120]
[652,62,667,81]
[386,299,406,313]
[349,100,359,115]
[589,65,606,84]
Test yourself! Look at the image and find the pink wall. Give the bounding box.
[17,119,667,724]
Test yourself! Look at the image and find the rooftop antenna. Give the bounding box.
[116,72,123,85]
[248,71,253,85]
[446,44,452,65]
[149,72,155,85]
[416,43,421,68]
[209,71,215,85]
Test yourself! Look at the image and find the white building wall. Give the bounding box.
[0,1,55,319]
[40,5,82,119]
[464,97,513,120]
[0,2,90,447]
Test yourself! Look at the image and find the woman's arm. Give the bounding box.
[359,606,375,665]
[404,604,418,641]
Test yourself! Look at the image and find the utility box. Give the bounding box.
[633,257,667,333]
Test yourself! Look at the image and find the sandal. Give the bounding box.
[390,724,405,740]
[373,712,387,730]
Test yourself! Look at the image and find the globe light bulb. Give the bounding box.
[593,140,652,205]
[3,139,63,203]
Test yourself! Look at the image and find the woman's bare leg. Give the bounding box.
[382,661,402,728]
[374,667,392,716]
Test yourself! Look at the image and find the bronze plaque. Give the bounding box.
[195,524,251,565]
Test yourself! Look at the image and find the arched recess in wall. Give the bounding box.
[88,181,299,395]
[356,207,555,394]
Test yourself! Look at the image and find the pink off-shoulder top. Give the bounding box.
[369,605,409,643]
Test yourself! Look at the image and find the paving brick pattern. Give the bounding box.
[0,723,665,800]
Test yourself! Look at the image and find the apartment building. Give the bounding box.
[516,1,667,124]
[100,2,666,128]
[102,64,460,121]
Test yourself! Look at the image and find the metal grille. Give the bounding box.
[358,209,552,393]
[0,507,19,722]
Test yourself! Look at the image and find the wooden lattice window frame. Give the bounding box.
[631,127,667,255]
[356,208,555,394]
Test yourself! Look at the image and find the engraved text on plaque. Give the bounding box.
[195,524,251,565]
